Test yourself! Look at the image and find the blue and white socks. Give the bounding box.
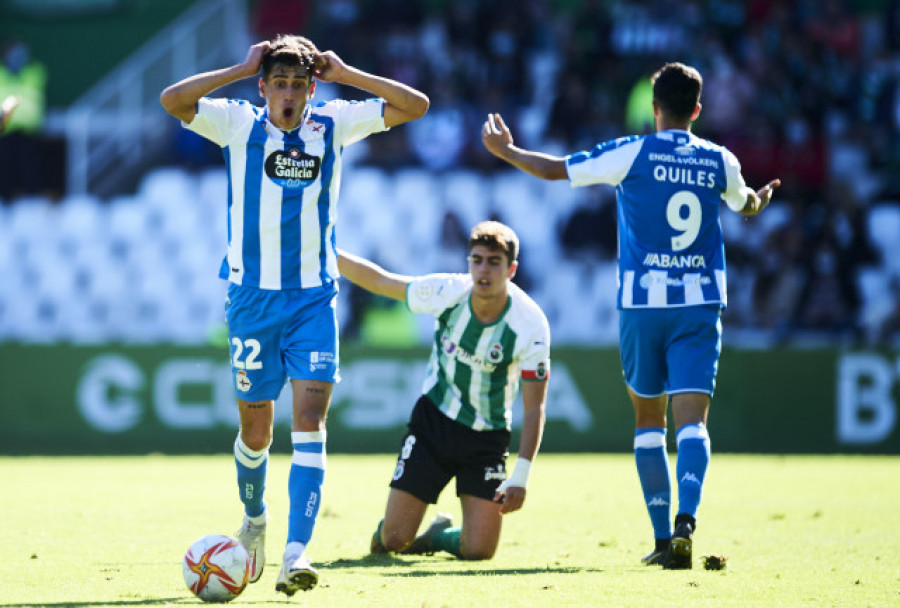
[634,427,672,540]
[635,423,712,539]
[234,434,269,521]
[285,430,327,559]
[675,423,710,520]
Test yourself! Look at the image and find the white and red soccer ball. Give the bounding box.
[182,534,250,603]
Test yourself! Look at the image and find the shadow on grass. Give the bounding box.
[381,566,601,577]
[322,554,602,576]
[323,553,416,568]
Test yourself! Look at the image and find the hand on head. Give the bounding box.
[245,41,272,75]
[311,51,346,82]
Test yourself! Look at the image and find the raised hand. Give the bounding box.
[757,179,781,206]
[481,113,514,157]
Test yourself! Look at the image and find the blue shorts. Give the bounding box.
[618,305,722,398]
[225,282,339,401]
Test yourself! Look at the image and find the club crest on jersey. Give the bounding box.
[265,147,320,188]
[235,370,251,392]
[487,342,503,363]
[535,360,548,380]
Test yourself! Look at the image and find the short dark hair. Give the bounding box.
[468,221,519,266]
[261,34,318,81]
[651,62,702,123]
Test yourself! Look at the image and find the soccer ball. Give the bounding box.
[182,534,250,603]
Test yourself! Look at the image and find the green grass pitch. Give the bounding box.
[3,453,898,607]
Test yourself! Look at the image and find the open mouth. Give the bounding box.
[283,107,295,121]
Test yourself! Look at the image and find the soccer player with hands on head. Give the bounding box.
[160,35,428,595]
[338,221,550,560]
[482,62,778,569]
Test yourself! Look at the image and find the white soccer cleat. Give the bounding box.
[275,554,318,596]
[235,518,266,583]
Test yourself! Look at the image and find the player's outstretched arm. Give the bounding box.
[159,41,271,124]
[337,249,412,301]
[494,379,547,514]
[738,179,781,217]
[481,113,568,181]
[313,51,429,128]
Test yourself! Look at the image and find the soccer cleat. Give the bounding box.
[370,519,388,554]
[642,547,667,566]
[235,518,266,583]
[642,538,670,566]
[275,554,318,596]
[664,520,694,570]
[400,513,453,555]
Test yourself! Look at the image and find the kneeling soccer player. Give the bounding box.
[338,221,550,559]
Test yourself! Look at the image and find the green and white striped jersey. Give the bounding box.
[406,273,551,431]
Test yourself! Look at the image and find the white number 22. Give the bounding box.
[666,190,702,252]
[231,337,263,370]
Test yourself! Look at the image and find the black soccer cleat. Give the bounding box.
[664,515,695,570]
[641,539,670,566]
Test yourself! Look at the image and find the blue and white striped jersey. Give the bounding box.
[566,129,753,309]
[185,96,387,290]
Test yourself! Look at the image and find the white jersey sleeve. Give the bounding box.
[565,136,644,188]
[513,290,551,382]
[405,273,472,316]
[184,97,255,147]
[721,148,755,212]
[324,98,388,147]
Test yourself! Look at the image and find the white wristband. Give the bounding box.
[505,458,532,489]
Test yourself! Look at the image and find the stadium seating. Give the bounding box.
[0,166,897,345]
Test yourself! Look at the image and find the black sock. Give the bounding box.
[674,513,696,531]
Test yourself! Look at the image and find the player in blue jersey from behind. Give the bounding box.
[160,35,428,595]
[482,62,779,569]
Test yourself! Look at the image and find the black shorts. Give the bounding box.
[389,396,511,503]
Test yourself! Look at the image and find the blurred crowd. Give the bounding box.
[3,0,900,347]
[250,0,900,345]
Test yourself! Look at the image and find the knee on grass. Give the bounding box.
[459,544,496,561]
[381,528,415,553]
